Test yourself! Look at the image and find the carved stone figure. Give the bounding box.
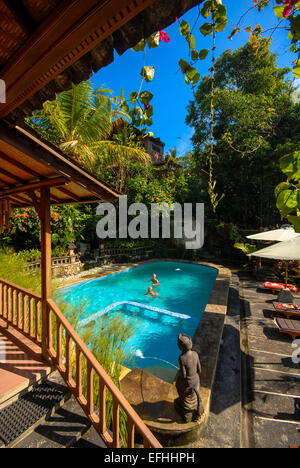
[175,334,203,422]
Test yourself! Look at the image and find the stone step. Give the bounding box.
[12,397,92,448]
[1,369,108,449]
[71,425,108,449]
[0,372,70,448]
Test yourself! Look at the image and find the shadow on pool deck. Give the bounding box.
[185,273,241,448]
[240,276,300,449]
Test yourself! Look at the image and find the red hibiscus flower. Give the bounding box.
[159,30,171,43]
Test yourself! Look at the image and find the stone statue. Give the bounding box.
[175,333,203,422]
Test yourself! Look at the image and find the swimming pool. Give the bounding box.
[58,261,218,382]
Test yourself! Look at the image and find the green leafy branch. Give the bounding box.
[177,0,227,86]
[276,151,300,232]
[177,1,227,212]
[119,31,168,129]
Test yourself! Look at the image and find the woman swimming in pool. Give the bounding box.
[144,286,160,298]
[147,273,160,287]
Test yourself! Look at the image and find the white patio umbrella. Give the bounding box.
[247,228,300,242]
[249,236,300,286]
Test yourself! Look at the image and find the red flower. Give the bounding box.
[282,0,298,17]
[159,30,171,43]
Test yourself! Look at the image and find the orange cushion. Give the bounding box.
[277,303,300,310]
[264,282,298,293]
[264,282,284,290]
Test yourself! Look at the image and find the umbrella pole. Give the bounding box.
[285,261,288,287]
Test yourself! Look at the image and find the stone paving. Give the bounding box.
[240,276,300,448]
[186,274,241,448]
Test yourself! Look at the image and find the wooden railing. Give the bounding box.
[0,278,162,449]
[0,278,42,345]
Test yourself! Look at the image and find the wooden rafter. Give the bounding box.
[0,123,119,201]
[0,152,41,178]
[55,186,82,202]
[8,193,32,204]
[0,0,157,117]
[50,198,100,206]
[0,177,67,199]
[2,0,37,35]
[0,122,119,209]
[0,175,13,186]
[0,167,24,183]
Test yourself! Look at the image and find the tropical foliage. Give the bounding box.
[28,81,151,192]
[276,151,300,231]
[0,249,42,292]
[3,205,90,252]
[185,43,300,227]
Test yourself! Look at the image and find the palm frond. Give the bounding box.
[93,141,151,166]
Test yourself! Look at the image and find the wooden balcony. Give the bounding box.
[0,277,162,448]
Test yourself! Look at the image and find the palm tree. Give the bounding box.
[29,81,151,191]
[164,147,182,170]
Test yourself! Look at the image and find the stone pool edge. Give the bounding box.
[58,259,231,446]
[141,259,231,445]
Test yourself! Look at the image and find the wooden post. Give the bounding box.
[0,200,3,233]
[40,187,51,358]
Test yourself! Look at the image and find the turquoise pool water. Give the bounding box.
[58,262,218,382]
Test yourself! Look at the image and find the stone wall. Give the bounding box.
[27,255,81,278]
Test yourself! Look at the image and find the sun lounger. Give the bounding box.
[264,282,298,293]
[273,303,300,319]
[274,317,300,340]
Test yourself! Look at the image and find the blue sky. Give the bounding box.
[92,1,296,155]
